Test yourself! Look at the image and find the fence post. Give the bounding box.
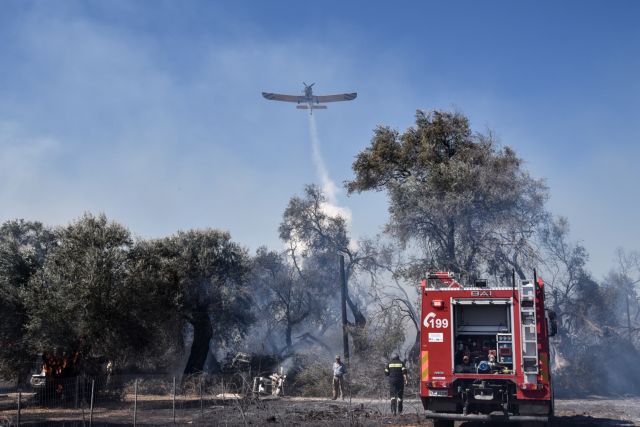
[89,379,95,427]
[75,376,79,409]
[200,377,203,418]
[133,379,138,427]
[16,390,21,426]
[172,376,176,424]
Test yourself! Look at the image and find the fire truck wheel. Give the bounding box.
[433,420,454,427]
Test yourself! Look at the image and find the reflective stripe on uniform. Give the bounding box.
[388,363,404,368]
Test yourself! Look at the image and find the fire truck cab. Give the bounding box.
[420,272,557,427]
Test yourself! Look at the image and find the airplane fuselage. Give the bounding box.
[262,83,356,114]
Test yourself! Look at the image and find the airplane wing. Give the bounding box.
[315,93,357,103]
[262,92,305,103]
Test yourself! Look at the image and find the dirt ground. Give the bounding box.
[204,396,640,426]
[2,395,640,426]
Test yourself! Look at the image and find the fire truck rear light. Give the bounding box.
[432,300,444,309]
[426,380,449,388]
[519,383,543,390]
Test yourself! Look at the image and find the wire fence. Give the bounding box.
[0,373,262,426]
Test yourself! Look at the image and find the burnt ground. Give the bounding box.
[1,395,640,426]
[203,396,640,426]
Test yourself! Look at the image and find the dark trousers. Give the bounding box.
[389,381,404,414]
[332,376,344,399]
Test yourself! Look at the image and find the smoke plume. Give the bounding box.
[308,114,352,224]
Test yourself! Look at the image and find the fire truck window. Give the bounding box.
[454,305,510,333]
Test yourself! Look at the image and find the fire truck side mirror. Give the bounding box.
[546,310,558,337]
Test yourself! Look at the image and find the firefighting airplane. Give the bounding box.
[262,83,357,114]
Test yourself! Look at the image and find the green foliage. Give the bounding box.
[22,213,143,360]
[153,229,253,373]
[0,220,57,380]
[0,213,253,379]
[164,229,253,346]
[347,110,548,280]
[124,239,185,368]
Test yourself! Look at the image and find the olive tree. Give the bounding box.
[22,214,145,366]
[347,110,549,281]
[156,229,253,374]
[0,220,56,380]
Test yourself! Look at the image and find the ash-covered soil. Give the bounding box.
[3,395,640,426]
[194,396,640,426]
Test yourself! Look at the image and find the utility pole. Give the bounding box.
[626,284,633,342]
[340,255,350,361]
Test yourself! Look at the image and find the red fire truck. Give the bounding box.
[420,271,557,427]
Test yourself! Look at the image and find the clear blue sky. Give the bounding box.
[1,1,638,278]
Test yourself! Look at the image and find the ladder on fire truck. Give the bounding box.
[519,280,539,384]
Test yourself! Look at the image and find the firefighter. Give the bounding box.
[460,354,475,373]
[332,355,347,400]
[384,354,408,415]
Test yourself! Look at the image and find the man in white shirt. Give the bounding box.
[332,355,347,400]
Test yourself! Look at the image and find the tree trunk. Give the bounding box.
[183,310,213,375]
[340,255,351,359]
[285,320,293,349]
[345,293,366,327]
[626,287,633,343]
[345,293,369,354]
[342,255,366,328]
